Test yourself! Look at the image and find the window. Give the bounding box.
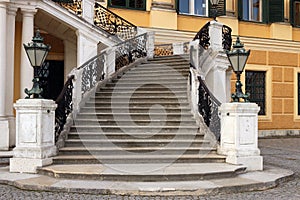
[239,0,262,21]
[178,0,208,16]
[177,0,226,16]
[109,0,146,10]
[238,0,284,23]
[245,71,266,115]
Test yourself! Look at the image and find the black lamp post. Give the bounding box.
[23,29,51,99]
[210,0,220,20]
[226,36,250,102]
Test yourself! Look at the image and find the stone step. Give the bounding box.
[126,69,189,75]
[52,153,226,164]
[136,63,189,69]
[64,138,206,148]
[79,106,191,113]
[111,77,188,82]
[81,102,190,108]
[97,88,188,93]
[146,60,189,64]
[128,68,189,74]
[73,118,197,126]
[69,125,198,133]
[58,146,215,155]
[94,91,188,96]
[38,163,245,182]
[67,132,204,140]
[89,96,188,101]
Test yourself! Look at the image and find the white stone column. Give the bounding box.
[82,0,95,24]
[146,32,155,59]
[20,8,37,99]
[6,6,18,147]
[209,20,223,52]
[218,103,263,171]
[0,1,9,150]
[10,99,57,173]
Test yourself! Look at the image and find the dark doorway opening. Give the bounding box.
[39,60,64,100]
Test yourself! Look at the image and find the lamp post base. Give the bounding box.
[24,78,43,99]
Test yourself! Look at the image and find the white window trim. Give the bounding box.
[179,0,209,16]
[244,0,263,22]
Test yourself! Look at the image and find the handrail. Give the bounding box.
[193,22,232,51]
[55,75,74,142]
[197,76,221,141]
[94,2,137,40]
[193,22,210,50]
[52,0,137,40]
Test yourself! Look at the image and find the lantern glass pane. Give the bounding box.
[35,49,48,67]
[238,54,249,71]
[26,48,36,67]
[228,54,238,72]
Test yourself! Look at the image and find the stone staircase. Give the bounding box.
[39,55,246,181]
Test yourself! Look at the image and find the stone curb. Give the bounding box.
[0,166,294,196]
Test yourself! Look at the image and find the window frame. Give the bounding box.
[242,64,271,121]
[239,0,263,22]
[177,0,209,16]
[294,69,300,120]
[108,0,146,11]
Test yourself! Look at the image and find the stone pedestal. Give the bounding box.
[218,103,263,171]
[10,99,57,173]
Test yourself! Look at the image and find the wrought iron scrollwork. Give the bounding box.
[81,53,105,95]
[55,75,74,142]
[94,2,137,40]
[115,33,147,71]
[198,77,221,141]
[34,62,50,98]
[193,22,210,50]
[54,0,82,16]
[154,44,173,57]
[222,25,232,51]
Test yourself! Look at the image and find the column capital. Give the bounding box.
[7,6,18,16]
[21,7,37,16]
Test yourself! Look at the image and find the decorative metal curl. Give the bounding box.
[193,22,210,50]
[197,77,221,141]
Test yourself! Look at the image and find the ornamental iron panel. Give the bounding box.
[80,53,106,95]
[222,25,232,51]
[94,2,137,40]
[193,22,210,50]
[154,44,173,57]
[53,0,82,16]
[115,33,147,71]
[55,75,74,142]
[197,77,221,141]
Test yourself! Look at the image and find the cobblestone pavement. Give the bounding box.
[0,137,300,200]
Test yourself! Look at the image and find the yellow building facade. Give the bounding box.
[100,0,300,135]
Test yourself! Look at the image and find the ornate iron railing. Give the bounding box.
[115,33,147,71]
[198,77,221,141]
[80,53,105,95]
[54,0,82,16]
[222,25,232,51]
[94,2,137,40]
[154,44,173,57]
[193,22,210,50]
[55,75,74,142]
[193,22,232,52]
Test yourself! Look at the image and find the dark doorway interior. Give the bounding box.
[42,60,64,100]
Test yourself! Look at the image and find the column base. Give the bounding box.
[13,145,57,159]
[226,155,263,171]
[0,119,9,150]
[10,157,53,173]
